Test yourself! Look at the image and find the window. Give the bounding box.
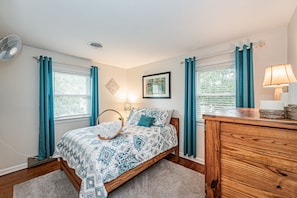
[53,71,90,120]
[197,60,236,120]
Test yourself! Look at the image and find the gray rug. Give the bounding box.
[13,159,205,198]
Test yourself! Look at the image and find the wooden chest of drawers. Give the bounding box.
[203,108,297,197]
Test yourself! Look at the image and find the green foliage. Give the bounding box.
[199,68,235,94]
[54,72,90,95]
[198,67,235,118]
[54,96,89,117]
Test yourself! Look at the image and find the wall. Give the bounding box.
[288,7,297,76]
[0,45,127,175]
[98,64,128,120]
[127,27,288,164]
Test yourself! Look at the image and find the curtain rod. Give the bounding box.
[180,40,265,64]
[32,56,100,70]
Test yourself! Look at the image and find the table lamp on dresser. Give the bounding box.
[263,64,297,100]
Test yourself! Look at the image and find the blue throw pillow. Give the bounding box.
[137,115,155,127]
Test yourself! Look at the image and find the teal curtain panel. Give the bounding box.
[38,56,55,160]
[184,57,197,158]
[90,66,99,126]
[235,43,255,108]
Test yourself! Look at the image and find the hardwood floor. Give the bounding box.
[165,154,205,174]
[0,155,204,198]
[0,160,60,198]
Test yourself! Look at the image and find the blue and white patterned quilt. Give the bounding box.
[53,121,178,198]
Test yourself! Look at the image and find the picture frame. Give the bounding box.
[142,72,171,98]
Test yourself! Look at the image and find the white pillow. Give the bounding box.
[165,109,174,125]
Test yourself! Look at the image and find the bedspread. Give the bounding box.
[53,121,178,198]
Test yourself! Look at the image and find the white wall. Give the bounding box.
[127,27,288,164]
[98,64,128,120]
[0,45,127,175]
[288,7,297,76]
[252,27,288,104]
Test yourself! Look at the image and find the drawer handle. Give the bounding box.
[211,179,218,188]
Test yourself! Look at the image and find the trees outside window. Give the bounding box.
[54,72,90,119]
[197,66,235,120]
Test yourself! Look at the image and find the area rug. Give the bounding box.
[13,159,205,198]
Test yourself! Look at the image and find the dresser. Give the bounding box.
[203,108,297,197]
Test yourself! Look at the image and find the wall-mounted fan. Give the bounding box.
[0,34,22,61]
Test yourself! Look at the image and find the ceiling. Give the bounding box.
[1,1,297,69]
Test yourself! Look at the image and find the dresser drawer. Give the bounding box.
[220,122,297,172]
[221,153,297,197]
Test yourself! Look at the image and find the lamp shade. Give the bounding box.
[263,64,297,87]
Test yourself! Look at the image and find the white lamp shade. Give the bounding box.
[263,64,297,87]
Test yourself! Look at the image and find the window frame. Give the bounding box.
[196,59,236,122]
[53,64,91,121]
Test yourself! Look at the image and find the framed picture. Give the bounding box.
[142,72,171,98]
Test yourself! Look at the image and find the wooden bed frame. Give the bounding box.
[60,117,179,193]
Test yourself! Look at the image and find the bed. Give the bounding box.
[53,108,179,198]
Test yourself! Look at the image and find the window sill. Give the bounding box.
[55,116,90,124]
[196,119,204,123]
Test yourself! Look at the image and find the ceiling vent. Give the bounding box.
[88,41,103,48]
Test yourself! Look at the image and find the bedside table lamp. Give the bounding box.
[263,64,297,100]
[124,103,133,119]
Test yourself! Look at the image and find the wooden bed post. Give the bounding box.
[170,117,180,161]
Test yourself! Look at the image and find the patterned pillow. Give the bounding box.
[127,108,145,125]
[127,108,136,121]
[165,109,174,125]
[144,109,169,127]
[128,108,174,127]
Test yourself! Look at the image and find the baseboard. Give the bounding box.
[192,157,205,165]
[179,151,205,165]
[0,163,27,176]
[27,156,56,168]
